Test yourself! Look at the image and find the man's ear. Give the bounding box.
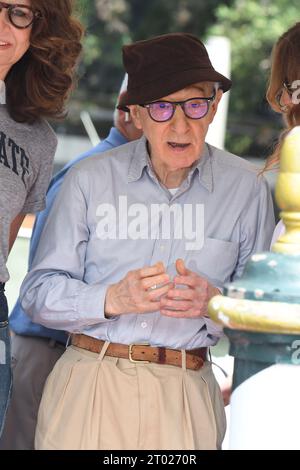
[209,88,223,122]
[118,108,131,124]
[128,105,143,129]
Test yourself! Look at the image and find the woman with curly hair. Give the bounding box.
[0,0,83,442]
[265,22,300,244]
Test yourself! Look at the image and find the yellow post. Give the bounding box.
[273,126,300,254]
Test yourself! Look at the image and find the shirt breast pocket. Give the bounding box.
[187,237,239,287]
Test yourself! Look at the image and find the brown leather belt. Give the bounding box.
[71,334,207,371]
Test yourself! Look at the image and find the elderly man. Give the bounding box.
[20,33,275,450]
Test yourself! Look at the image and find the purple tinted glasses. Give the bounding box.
[139,94,216,122]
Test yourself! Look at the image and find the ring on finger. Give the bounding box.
[150,284,158,290]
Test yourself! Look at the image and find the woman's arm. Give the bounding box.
[9,214,25,253]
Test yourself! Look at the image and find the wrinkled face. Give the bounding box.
[130,82,223,172]
[0,0,32,80]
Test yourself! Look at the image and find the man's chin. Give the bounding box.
[168,152,198,166]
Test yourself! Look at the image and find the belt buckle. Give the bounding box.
[129,343,150,364]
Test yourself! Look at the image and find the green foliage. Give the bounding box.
[208,0,300,156]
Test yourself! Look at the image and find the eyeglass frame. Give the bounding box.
[139,93,216,122]
[275,80,294,111]
[0,1,42,29]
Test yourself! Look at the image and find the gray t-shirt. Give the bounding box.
[0,105,57,282]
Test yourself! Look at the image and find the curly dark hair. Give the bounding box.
[5,0,84,124]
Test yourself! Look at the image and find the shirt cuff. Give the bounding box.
[202,316,224,339]
[76,281,118,324]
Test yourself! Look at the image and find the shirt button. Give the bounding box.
[141,322,148,329]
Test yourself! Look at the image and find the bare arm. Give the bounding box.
[9,214,25,253]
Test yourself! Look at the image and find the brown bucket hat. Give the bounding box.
[118,32,232,111]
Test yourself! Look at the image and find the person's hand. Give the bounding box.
[220,375,232,407]
[160,258,221,318]
[105,262,173,317]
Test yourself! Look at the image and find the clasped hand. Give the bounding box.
[105,259,220,318]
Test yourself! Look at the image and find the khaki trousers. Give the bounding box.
[35,344,226,450]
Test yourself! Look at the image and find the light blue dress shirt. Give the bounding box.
[10,127,128,343]
[20,137,275,349]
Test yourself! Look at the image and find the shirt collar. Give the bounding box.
[128,136,151,183]
[0,80,6,105]
[195,143,214,192]
[128,136,214,192]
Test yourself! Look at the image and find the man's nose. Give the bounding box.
[170,105,190,132]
